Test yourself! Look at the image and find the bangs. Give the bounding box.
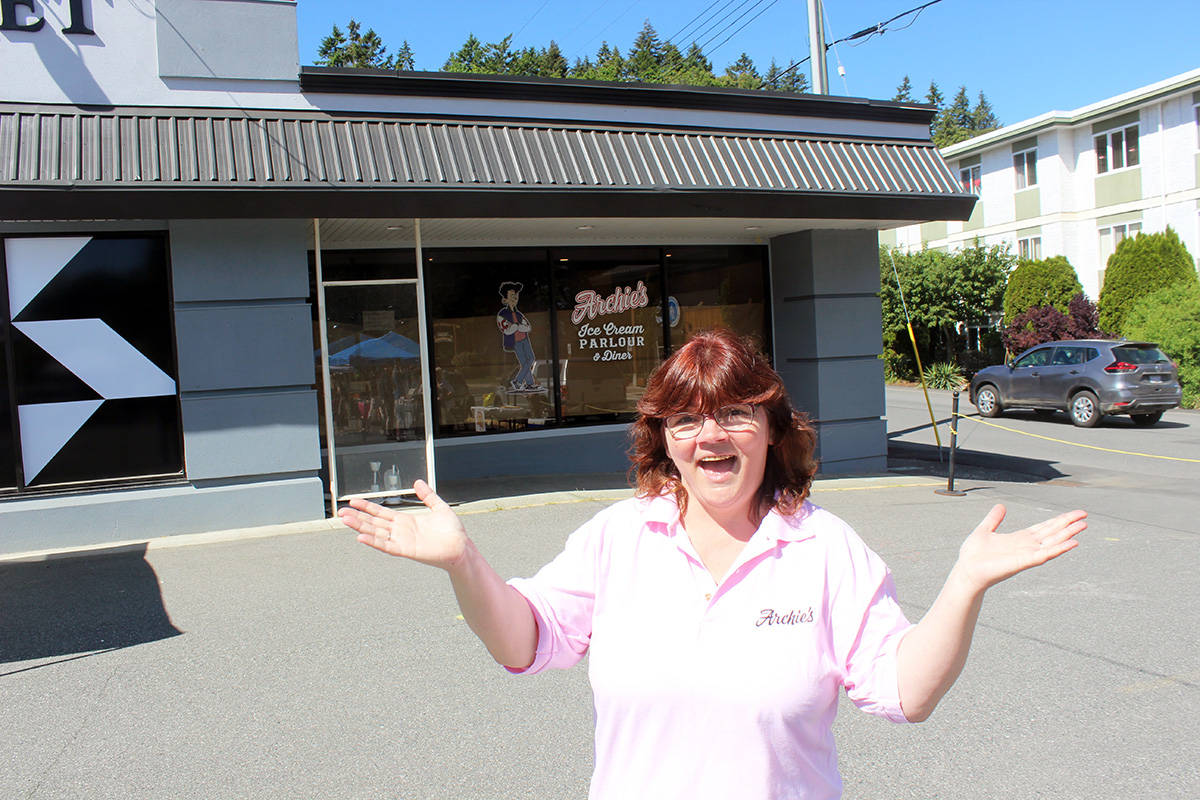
[638,330,781,417]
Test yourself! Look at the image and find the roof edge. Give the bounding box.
[941,67,1200,156]
[299,66,936,126]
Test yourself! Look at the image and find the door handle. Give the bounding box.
[1031,371,1040,376]
[1069,369,1079,374]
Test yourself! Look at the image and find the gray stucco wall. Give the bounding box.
[769,230,886,474]
[0,219,324,555]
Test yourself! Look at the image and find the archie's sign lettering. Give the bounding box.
[1,0,94,34]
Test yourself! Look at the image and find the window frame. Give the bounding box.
[1017,235,1042,261]
[1094,123,1140,174]
[1012,147,1038,190]
[959,163,981,194]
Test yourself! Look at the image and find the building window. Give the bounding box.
[1098,222,1142,269]
[1017,236,1042,260]
[959,163,981,194]
[0,235,182,492]
[1195,104,1199,149]
[1095,124,1139,173]
[1013,148,1037,189]
[418,245,769,437]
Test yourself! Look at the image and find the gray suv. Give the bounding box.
[969,340,1181,427]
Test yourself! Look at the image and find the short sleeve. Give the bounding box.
[505,513,604,675]
[826,521,914,723]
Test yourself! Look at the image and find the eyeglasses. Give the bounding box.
[663,403,758,440]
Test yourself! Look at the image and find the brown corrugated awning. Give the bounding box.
[0,104,975,221]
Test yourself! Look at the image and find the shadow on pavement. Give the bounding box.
[0,545,182,668]
[888,440,1068,482]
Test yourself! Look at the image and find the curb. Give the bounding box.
[0,474,941,564]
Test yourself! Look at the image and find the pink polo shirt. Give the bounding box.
[507,494,913,800]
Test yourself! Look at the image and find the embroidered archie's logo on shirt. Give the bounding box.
[756,607,814,627]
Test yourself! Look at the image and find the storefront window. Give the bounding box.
[424,249,554,435]
[1,234,181,491]
[553,247,665,423]
[666,246,769,351]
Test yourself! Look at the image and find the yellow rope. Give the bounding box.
[953,412,1200,463]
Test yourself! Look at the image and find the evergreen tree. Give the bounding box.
[627,20,664,82]
[1099,227,1199,334]
[443,34,487,73]
[722,52,761,90]
[893,75,913,102]
[542,41,569,78]
[971,91,999,134]
[316,20,397,69]
[925,80,944,108]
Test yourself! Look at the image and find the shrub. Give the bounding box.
[1099,227,1198,335]
[922,361,965,390]
[881,348,914,383]
[1002,255,1081,326]
[1001,293,1106,353]
[1123,282,1200,408]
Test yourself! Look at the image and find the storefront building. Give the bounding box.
[0,0,972,553]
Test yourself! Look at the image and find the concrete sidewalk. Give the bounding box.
[2,468,1196,799]
[0,471,943,564]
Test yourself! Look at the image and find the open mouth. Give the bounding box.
[697,455,737,476]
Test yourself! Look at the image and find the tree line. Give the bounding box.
[317,20,809,93]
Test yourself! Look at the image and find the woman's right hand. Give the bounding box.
[339,479,469,570]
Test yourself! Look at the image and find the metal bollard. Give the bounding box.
[935,391,966,497]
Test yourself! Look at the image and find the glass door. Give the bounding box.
[320,281,429,504]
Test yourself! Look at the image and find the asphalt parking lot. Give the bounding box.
[1,388,1197,798]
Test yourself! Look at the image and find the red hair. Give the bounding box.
[629,329,818,516]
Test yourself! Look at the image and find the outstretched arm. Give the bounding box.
[896,504,1086,722]
[339,480,537,669]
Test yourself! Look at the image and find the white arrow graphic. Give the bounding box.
[18,400,104,483]
[14,319,176,399]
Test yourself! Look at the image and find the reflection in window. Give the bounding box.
[554,248,664,422]
[667,246,768,351]
[424,249,554,435]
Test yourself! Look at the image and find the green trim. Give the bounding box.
[920,221,948,242]
[1092,110,1140,134]
[958,155,981,168]
[1094,169,1142,207]
[1014,187,1040,220]
[1193,91,1200,105]
[963,202,984,231]
[1016,225,1042,238]
[1010,136,1037,153]
[1096,209,1143,227]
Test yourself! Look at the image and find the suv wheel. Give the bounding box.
[1131,412,1163,427]
[975,385,1002,418]
[1070,390,1101,428]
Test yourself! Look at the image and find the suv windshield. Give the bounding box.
[1112,345,1170,364]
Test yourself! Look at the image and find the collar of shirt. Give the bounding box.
[637,492,817,544]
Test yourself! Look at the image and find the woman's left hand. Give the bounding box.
[955,504,1086,593]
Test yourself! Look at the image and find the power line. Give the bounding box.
[766,0,947,88]
[692,0,760,51]
[704,0,785,57]
[666,0,729,45]
[514,0,554,40]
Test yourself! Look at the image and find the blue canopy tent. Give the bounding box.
[328,331,420,366]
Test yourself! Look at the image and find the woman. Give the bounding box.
[339,329,1085,800]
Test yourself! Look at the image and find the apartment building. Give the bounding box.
[881,68,1200,301]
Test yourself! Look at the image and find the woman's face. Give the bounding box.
[663,403,771,521]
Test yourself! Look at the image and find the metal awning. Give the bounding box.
[0,104,975,221]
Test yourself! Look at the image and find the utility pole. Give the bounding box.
[807,0,827,94]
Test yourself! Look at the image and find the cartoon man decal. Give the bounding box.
[496,281,541,392]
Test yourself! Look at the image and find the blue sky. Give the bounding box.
[297,0,1198,126]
